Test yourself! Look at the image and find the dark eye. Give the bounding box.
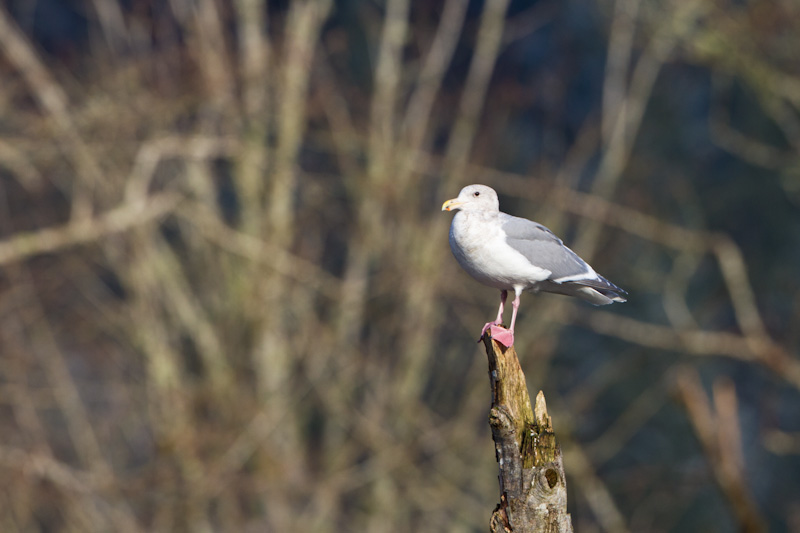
[473,191,480,197]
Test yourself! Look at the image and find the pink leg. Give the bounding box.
[489,289,520,347]
[480,290,507,337]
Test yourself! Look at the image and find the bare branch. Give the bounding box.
[676,369,766,533]
[0,193,180,267]
[176,201,342,299]
[443,0,509,183]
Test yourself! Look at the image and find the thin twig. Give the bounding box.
[0,193,180,267]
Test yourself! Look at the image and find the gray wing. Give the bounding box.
[500,214,591,281]
[500,214,627,303]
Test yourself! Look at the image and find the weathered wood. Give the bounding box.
[482,332,573,533]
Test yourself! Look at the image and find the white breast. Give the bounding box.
[449,211,551,290]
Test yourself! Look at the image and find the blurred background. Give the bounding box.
[0,0,799,531]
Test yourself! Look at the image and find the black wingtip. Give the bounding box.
[575,274,626,296]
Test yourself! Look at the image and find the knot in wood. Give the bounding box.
[545,468,559,489]
[489,406,515,437]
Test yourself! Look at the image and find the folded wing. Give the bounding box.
[500,214,627,305]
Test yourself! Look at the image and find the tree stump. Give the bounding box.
[482,331,573,533]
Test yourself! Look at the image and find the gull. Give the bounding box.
[442,184,626,347]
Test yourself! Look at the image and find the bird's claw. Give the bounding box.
[478,321,500,343]
[480,321,499,337]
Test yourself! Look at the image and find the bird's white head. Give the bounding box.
[441,184,500,213]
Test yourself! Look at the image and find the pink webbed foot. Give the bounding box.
[488,325,514,347]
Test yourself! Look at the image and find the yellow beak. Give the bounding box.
[441,198,462,211]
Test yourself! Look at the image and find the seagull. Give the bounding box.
[442,184,626,347]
